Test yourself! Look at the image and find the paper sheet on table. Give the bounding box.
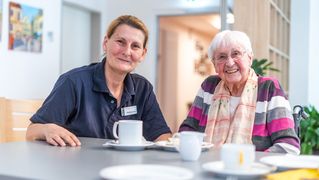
[266,169,319,180]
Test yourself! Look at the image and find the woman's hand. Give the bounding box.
[26,123,81,147]
[43,124,81,147]
[155,133,172,142]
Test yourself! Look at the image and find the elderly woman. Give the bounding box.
[179,30,300,154]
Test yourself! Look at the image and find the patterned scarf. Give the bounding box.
[204,69,258,146]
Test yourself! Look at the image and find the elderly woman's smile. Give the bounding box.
[225,68,239,74]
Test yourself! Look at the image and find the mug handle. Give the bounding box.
[112,121,120,139]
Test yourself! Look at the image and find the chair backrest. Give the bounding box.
[1,98,43,142]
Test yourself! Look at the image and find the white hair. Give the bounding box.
[207,30,253,60]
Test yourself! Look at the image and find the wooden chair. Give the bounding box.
[0,97,7,142]
[1,98,43,142]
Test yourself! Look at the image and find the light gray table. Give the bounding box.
[0,137,276,180]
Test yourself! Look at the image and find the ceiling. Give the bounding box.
[160,14,220,38]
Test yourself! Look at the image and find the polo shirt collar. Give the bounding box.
[123,72,136,96]
[93,58,136,96]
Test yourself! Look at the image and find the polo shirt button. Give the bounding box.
[110,100,114,103]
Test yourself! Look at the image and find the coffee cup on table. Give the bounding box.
[175,131,205,161]
[112,120,143,145]
[220,143,256,171]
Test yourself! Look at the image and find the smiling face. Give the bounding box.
[213,44,253,87]
[103,24,147,74]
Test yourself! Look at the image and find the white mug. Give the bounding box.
[220,143,256,171]
[112,120,143,145]
[175,131,205,161]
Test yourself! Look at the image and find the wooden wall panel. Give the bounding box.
[233,0,291,92]
[233,0,270,60]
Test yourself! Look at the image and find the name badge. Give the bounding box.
[121,106,137,116]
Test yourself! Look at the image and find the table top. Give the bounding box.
[0,137,277,180]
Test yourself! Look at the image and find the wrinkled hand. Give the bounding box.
[43,124,81,147]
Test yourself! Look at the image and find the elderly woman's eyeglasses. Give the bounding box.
[214,50,246,63]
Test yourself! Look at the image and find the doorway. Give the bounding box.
[61,3,101,74]
[157,14,219,133]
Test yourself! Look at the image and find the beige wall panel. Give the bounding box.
[233,0,270,59]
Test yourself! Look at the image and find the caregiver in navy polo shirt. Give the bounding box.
[26,15,172,147]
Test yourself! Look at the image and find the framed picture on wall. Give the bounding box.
[8,1,43,53]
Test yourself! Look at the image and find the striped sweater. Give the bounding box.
[179,75,300,154]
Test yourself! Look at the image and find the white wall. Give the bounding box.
[0,0,62,99]
[290,0,319,109]
[308,0,319,109]
[61,4,91,73]
[63,0,107,46]
[0,0,106,99]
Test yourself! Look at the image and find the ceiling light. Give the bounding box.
[179,0,215,8]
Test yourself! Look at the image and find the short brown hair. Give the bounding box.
[107,15,149,48]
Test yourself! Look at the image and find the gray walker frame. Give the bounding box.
[293,105,308,138]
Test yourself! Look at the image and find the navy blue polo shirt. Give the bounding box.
[31,59,171,141]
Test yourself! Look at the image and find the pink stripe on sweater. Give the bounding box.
[188,106,207,126]
[253,118,294,136]
[253,124,268,136]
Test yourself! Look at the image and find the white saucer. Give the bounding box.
[100,164,194,180]
[102,140,154,151]
[202,161,275,178]
[155,140,214,152]
[260,154,319,170]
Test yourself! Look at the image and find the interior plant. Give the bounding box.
[251,58,279,76]
[300,105,319,154]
